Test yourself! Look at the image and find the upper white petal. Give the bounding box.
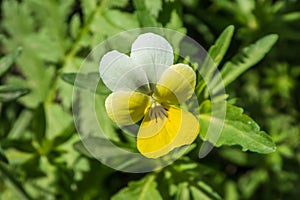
[99,50,150,92]
[130,33,174,84]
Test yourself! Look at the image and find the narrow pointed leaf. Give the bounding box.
[0,48,22,76]
[190,181,222,200]
[0,85,29,102]
[208,25,235,67]
[221,34,278,87]
[196,25,234,96]
[175,182,190,200]
[32,104,46,144]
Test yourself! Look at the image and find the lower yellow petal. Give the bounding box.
[105,91,150,126]
[154,64,196,104]
[137,106,199,158]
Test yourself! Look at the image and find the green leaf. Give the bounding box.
[73,140,93,158]
[224,181,239,200]
[133,0,160,27]
[0,162,33,200]
[281,12,300,22]
[175,182,190,200]
[190,182,222,200]
[45,103,73,140]
[32,104,46,144]
[111,175,163,200]
[238,169,268,198]
[1,0,35,38]
[219,147,260,166]
[199,101,276,153]
[73,87,119,143]
[196,25,234,96]
[2,0,66,108]
[60,72,110,95]
[81,0,97,21]
[208,25,234,68]
[0,85,29,102]
[145,0,162,18]
[0,48,22,76]
[89,9,139,44]
[25,31,64,62]
[221,34,279,87]
[102,9,139,31]
[165,10,186,33]
[69,13,81,40]
[105,0,129,8]
[1,139,36,153]
[7,109,32,139]
[4,53,55,108]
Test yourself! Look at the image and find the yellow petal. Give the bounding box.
[154,64,196,104]
[105,91,150,126]
[137,106,199,158]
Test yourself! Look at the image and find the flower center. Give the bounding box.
[148,98,168,123]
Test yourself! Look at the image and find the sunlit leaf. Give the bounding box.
[175,182,190,200]
[105,0,129,8]
[102,9,139,30]
[196,25,234,96]
[165,10,186,33]
[207,25,234,68]
[145,0,162,18]
[199,101,276,153]
[7,110,32,139]
[133,0,160,26]
[45,103,73,141]
[111,175,163,200]
[224,181,239,200]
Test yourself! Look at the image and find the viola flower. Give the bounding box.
[99,33,199,158]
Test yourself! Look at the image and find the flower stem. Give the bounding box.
[46,0,107,104]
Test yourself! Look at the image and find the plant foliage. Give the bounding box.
[0,0,299,199]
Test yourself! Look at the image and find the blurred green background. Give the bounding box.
[0,0,299,199]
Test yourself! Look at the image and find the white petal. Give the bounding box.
[130,33,174,84]
[99,50,150,92]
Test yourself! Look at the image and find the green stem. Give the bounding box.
[65,8,97,61]
[65,0,108,63]
[0,162,33,200]
[46,0,107,104]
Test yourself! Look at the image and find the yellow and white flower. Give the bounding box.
[99,33,199,158]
